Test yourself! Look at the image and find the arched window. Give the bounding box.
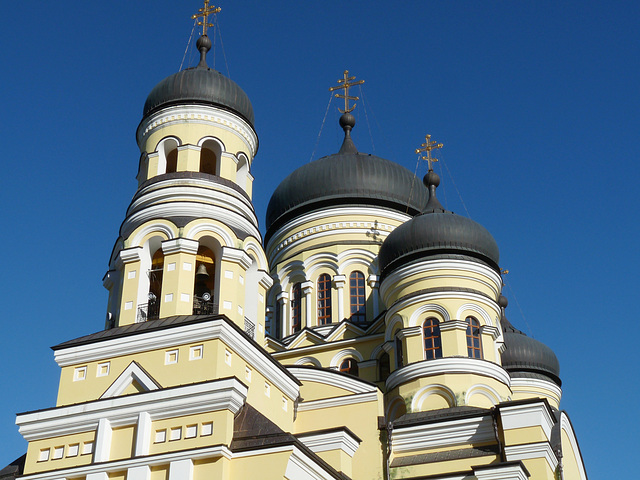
[291,283,302,334]
[147,249,164,320]
[200,140,218,175]
[466,316,483,359]
[193,247,215,314]
[317,274,332,325]
[379,352,390,382]
[349,271,366,323]
[339,358,359,376]
[423,317,443,360]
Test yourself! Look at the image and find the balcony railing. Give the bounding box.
[193,297,218,315]
[244,317,256,339]
[137,301,159,323]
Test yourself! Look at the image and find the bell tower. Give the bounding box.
[103,7,270,342]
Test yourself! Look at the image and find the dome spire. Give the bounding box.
[415,134,446,213]
[330,70,364,154]
[191,1,221,67]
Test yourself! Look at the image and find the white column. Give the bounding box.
[134,412,152,456]
[169,459,194,480]
[367,275,380,318]
[94,418,112,462]
[128,466,151,480]
[301,281,313,328]
[333,275,346,321]
[277,292,289,337]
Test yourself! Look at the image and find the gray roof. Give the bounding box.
[265,114,428,242]
[142,35,254,126]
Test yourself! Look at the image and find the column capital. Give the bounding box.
[116,247,142,269]
[367,275,380,288]
[301,281,314,294]
[439,319,468,332]
[333,274,346,288]
[221,246,253,270]
[161,237,199,255]
[481,325,500,340]
[277,292,290,303]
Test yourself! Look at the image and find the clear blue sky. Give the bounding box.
[1,1,638,477]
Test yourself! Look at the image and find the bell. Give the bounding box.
[196,263,210,280]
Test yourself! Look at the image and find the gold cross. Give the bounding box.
[415,134,443,171]
[192,0,221,36]
[329,70,365,113]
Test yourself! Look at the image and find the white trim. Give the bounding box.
[19,445,232,480]
[53,318,299,401]
[288,367,378,394]
[499,401,555,441]
[411,384,456,411]
[293,357,322,367]
[384,315,404,342]
[298,430,360,457]
[392,413,494,453]
[100,362,160,398]
[560,412,588,480]
[386,357,511,391]
[17,378,247,441]
[284,445,341,480]
[329,348,364,368]
[510,377,562,402]
[324,323,366,343]
[457,303,494,326]
[504,442,558,471]
[161,238,199,255]
[474,463,529,480]
[221,246,253,270]
[465,383,502,406]
[297,392,379,412]
[408,304,450,327]
[128,223,176,249]
[184,221,234,247]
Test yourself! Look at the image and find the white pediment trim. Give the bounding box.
[100,361,161,399]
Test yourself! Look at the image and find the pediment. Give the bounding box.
[100,361,161,399]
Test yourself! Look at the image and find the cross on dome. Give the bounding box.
[192,0,221,36]
[329,70,365,113]
[416,134,443,171]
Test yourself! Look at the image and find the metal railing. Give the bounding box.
[244,317,256,339]
[137,301,159,323]
[193,297,218,315]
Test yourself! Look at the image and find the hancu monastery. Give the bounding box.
[1,9,587,480]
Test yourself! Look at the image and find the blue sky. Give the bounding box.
[1,1,638,477]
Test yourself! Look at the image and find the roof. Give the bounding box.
[142,35,254,126]
[265,113,428,241]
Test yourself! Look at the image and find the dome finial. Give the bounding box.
[192,1,220,67]
[416,135,446,213]
[329,71,364,155]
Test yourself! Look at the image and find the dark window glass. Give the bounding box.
[349,271,366,323]
[291,283,302,333]
[395,336,404,369]
[379,352,390,381]
[317,274,332,325]
[466,316,483,359]
[339,358,359,376]
[423,317,443,360]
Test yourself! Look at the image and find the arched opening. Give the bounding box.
[145,249,163,321]
[339,358,359,377]
[423,317,443,360]
[200,140,219,175]
[166,149,178,173]
[291,283,302,334]
[193,246,216,314]
[157,137,179,175]
[349,271,366,323]
[466,316,483,359]
[236,154,249,190]
[317,273,332,325]
[379,352,390,382]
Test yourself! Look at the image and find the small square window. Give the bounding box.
[52,446,64,460]
[201,422,213,436]
[264,382,271,397]
[38,449,50,462]
[97,362,110,377]
[225,350,232,366]
[169,427,181,441]
[82,442,94,455]
[245,366,252,382]
[190,345,203,361]
[282,396,288,411]
[165,349,179,365]
[67,444,79,457]
[73,366,87,381]
[185,425,197,438]
[155,429,167,443]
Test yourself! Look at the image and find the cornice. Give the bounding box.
[161,237,199,255]
[296,391,379,412]
[287,367,378,395]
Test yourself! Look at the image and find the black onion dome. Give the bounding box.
[378,171,499,276]
[500,312,561,387]
[143,35,254,126]
[265,114,428,241]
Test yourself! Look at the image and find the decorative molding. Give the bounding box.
[221,247,253,270]
[474,462,529,480]
[408,304,450,327]
[329,348,365,367]
[285,445,342,480]
[293,357,322,367]
[296,392,379,412]
[560,412,588,480]
[499,401,555,441]
[116,248,143,269]
[411,384,456,411]
[288,367,378,394]
[17,378,247,441]
[457,303,494,327]
[100,361,161,399]
[19,445,232,480]
[391,412,494,453]
[53,318,300,401]
[504,442,558,472]
[161,238,199,255]
[439,319,468,332]
[509,377,562,402]
[386,357,511,391]
[396,326,421,341]
[297,430,360,457]
[332,275,346,287]
[481,325,500,339]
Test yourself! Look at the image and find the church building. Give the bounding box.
[2,3,587,480]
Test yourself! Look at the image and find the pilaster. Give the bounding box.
[159,238,199,317]
[116,247,143,326]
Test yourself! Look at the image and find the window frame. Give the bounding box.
[317,274,332,325]
[423,317,443,360]
[349,271,366,323]
[291,283,302,333]
[465,316,483,359]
